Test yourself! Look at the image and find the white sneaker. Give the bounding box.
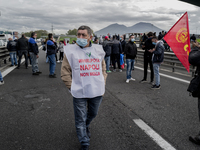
[0,81,4,85]
[119,69,122,72]
[130,78,136,81]
[57,61,60,63]
[126,79,130,83]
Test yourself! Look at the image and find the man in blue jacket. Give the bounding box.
[28,32,42,75]
[149,36,165,89]
[47,33,57,78]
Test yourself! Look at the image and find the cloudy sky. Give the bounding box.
[0,0,200,34]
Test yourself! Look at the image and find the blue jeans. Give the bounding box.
[73,96,103,146]
[126,59,135,79]
[47,54,56,75]
[153,63,161,86]
[0,71,3,81]
[9,52,18,66]
[104,56,110,71]
[29,52,39,73]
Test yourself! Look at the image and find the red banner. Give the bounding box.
[164,12,191,72]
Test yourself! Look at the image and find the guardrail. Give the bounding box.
[0,42,42,67]
[0,46,9,66]
[135,49,196,77]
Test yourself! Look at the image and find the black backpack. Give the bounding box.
[187,74,200,97]
[189,47,200,66]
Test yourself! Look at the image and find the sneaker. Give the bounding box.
[126,79,130,83]
[80,145,89,150]
[119,69,122,72]
[49,74,56,78]
[106,70,112,73]
[149,81,154,85]
[140,79,147,83]
[57,61,60,63]
[16,67,20,69]
[130,78,136,81]
[15,64,18,66]
[0,81,4,85]
[32,72,39,75]
[36,71,42,74]
[151,84,161,89]
[189,133,200,145]
[10,65,14,67]
[113,69,116,72]
[28,64,32,67]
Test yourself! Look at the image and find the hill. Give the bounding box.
[94,22,165,36]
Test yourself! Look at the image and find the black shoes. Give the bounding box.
[36,71,42,74]
[140,79,148,83]
[32,72,39,75]
[80,145,89,150]
[86,127,91,138]
[151,84,161,89]
[189,133,200,145]
[49,74,56,78]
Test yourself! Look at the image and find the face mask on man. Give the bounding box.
[76,38,88,47]
[131,38,135,42]
[120,38,122,40]
[152,42,157,45]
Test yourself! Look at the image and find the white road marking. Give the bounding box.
[2,45,42,78]
[134,66,190,84]
[133,119,177,150]
[2,58,25,77]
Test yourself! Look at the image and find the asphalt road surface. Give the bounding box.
[0,49,199,150]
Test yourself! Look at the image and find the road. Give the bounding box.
[0,48,199,150]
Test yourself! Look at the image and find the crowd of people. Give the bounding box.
[1,25,200,149]
[99,31,165,89]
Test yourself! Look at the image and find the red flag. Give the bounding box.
[164,12,191,72]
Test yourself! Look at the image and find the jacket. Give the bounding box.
[28,38,39,55]
[152,41,165,63]
[112,39,122,55]
[47,40,57,55]
[120,40,126,53]
[144,38,155,58]
[7,40,17,52]
[61,54,107,89]
[102,40,113,56]
[124,41,137,59]
[59,43,64,52]
[17,37,28,51]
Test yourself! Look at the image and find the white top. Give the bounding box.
[64,44,105,98]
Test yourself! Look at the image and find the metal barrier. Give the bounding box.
[135,49,196,77]
[0,42,42,67]
[0,46,9,66]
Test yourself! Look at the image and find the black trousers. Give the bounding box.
[59,52,64,60]
[18,50,28,68]
[112,54,121,69]
[198,97,200,121]
[143,55,154,82]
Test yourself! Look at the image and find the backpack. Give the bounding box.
[189,47,200,66]
[187,74,200,97]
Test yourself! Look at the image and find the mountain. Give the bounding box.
[94,22,165,36]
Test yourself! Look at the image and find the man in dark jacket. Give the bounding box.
[102,36,113,73]
[120,35,126,53]
[7,38,18,66]
[111,36,122,72]
[124,35,137,83]
[28,32,42,75]
[149,36,164,89]
[47,33,57,78]
[140,32,155,84]
[17,34,28,69]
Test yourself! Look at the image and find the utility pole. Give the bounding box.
[52,24,54,34]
